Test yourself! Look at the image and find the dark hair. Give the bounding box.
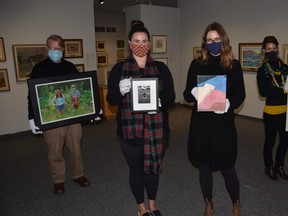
[259,36,279,65]
[128,20,150,41]
[262,36,279,49]
[46,34,65,48]
[199,22,233,69]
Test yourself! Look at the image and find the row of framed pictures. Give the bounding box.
[0,63,85,92]
[96,40,125,52]
[0,37,84,82]
[193,43,288,72]
[96,35,168,54]
[96,50,126,67]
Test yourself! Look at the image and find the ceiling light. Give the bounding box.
[99,0,104,4]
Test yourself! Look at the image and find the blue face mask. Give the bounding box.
[205,42,222,56]
[48,49,63,63]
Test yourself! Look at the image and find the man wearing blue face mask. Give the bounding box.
[27,34,91,194]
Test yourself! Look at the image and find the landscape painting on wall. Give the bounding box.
[239,43,262,72]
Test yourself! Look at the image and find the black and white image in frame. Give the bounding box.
[131,78,158,112]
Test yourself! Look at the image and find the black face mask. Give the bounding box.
[265,51,278,61]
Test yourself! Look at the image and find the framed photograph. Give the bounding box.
[13,44,47,82]
[282,44,288,64]
[27,71,100,130]
[97,53,108,67]
[117,49,125,58]
[96,41,106,52]
[131,78,159,112]
[154,57,168,66]
[0,69,10,91]
[152,35,167,54]
[193,47,202,59]
[75,64,85,72]
[238,43,262,72]
[117,40,125,48]
[0,37,6,61]
[64,39,83,58]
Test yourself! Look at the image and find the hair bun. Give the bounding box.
[131,20,144,29]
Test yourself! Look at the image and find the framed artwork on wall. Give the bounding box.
[96,41,106,52]
[238,43,262,72]
[117,50,125,58]
[75,64,85,72]
[13,44,47,81]
[117,40,125,48]
[97,53,108,67]
[193,47,202,59]
[0,69,10,91]
[64,39,83,58]
[0,37,6,61]
[152,35,167,54]
[27,71,100,130]
[282,44,288,64]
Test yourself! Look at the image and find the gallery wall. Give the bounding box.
[179,0,288,118]
[0,0,96,135]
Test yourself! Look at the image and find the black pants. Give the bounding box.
[263,113,288,167]
[199,164,240,204]
[120,140,159,204]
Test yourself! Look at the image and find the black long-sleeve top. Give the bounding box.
[183,56,246,171]
[257,61,288,114]
[106,60,175,139]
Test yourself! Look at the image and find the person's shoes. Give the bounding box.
[265,166,279,181]
[73,176,91,187]
[151,210,162,216]
[274,166,288,180]
[232,200,241,216]
[203,200,215,216]
[54,183,65,194]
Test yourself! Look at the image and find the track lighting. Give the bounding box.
[99,0,104,4]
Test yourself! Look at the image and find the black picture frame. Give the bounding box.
[131,78,159,112]
[28,71,100,130]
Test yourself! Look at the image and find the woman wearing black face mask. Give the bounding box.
[183,22,245,216]
[257,36,288,181]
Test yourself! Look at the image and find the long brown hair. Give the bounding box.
[198,22,234,69]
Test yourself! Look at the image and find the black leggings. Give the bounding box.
[263,113,288,167]
[199,164,240,204]
[120,140,159,204]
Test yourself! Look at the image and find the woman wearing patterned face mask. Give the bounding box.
[183,22,245,216]
[257,36,288,181]
[106,20,175,216]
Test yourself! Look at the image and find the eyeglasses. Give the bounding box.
[205,38,221,44]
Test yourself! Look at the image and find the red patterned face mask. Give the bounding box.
[130,43,151,57]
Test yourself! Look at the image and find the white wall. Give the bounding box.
[0,0,96,135]
[179,0,288,118]
[126,5,182,102]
